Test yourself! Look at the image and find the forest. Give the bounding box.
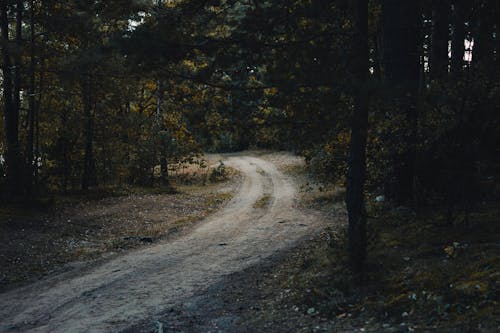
[1,0,499,332]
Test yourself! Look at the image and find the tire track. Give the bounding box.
[0,154,326,333]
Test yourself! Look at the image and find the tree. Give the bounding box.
[431,0,450,79]
[473,1,495,67]
[26,0,37,194]
[346,0,370,273]
[381,0,421,204]
[1,2,23,196]
[451,0,465,74]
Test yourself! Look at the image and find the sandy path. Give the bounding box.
[0,155,326,333]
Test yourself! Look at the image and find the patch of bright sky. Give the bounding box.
[128,11,146,31]
[447,39,474,62]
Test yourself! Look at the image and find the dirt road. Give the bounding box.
[0,154,326,333]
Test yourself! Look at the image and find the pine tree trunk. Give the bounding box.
[82,74,96,190]
[496,3,500,67]
[1,3,22,196]
[451,0,465,74]
[13,0,22,131]
[26,0,36,195]
[431,0,450,79]
[381,0,420,204]
[14,0,23,192]
[34,46,46,187]
[347,0,369,274]
[473,3,494,66]
[157,80,169,187]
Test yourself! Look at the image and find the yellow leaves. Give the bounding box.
[443,245,456,258]
[443,242,467,258]
[207,25,232,38]
[324,143,334,154]
[144,80,157,91]
[164,0,180,8]
[181,59,208,72]
[177,83,192,96]
[336,131,351,146]
[342,19,352,30]
[264,87,278,96]
[299,18,312,29]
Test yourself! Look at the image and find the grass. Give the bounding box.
[204,192,234,207]
[253,194,272,209]
[0,172,238,292]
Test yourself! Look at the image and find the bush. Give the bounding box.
[209,161,228,182]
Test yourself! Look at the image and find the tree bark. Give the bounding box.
[347,0,369,274]
[34,46,45,187]
[496,4,500,67]
[26,0,36,194]
[82,74,96,190]
[451,0,465,74]
[157,79,169,187]
[431,0,450,79]
[473,2,494,66]
[1,3,22,196]
[381,0,420,204]
[13,1,22,121]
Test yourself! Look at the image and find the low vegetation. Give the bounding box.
[233,171,500,332]
[0,160,238,292]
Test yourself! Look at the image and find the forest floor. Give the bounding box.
[0,154,239,293]
[0,151,498,333]
[0,151,329,333]
[122,154,499,333]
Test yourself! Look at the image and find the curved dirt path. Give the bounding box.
[0,155,326,333]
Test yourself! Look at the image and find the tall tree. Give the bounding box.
[431,0,450,79]
[157,79,170,187]
[381,0,421,204]
[473,1,494,66]
[13,1,22,146]
[1,2,22,196]
[347,0,370,273]
[81,71,96,190]
[26,0,36,194]
[155,0,170,188]
[451,0,465,74]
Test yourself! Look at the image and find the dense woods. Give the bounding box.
[1,0,499,272]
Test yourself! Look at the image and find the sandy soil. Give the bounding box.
[0,161,237,292]
[0,153,328,333]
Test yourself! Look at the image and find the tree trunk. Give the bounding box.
[82,74,96,190]
[473,3,494,66]
[13,0,22,129]
[34,44,46,187]
[381,0,420,204]
[61,108,69,193]
[26,0,36,195]
[372,35,382,79]
[157,79,169,187]
[1,3,22,196]
[431,0,450,79]
[451,0,465,74]
[495,3,500,67]
[347,0,369,274]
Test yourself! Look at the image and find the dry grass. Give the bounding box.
[0,172,239,292]
[253,194,272,209]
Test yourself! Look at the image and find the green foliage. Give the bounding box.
[1,0,498,207]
